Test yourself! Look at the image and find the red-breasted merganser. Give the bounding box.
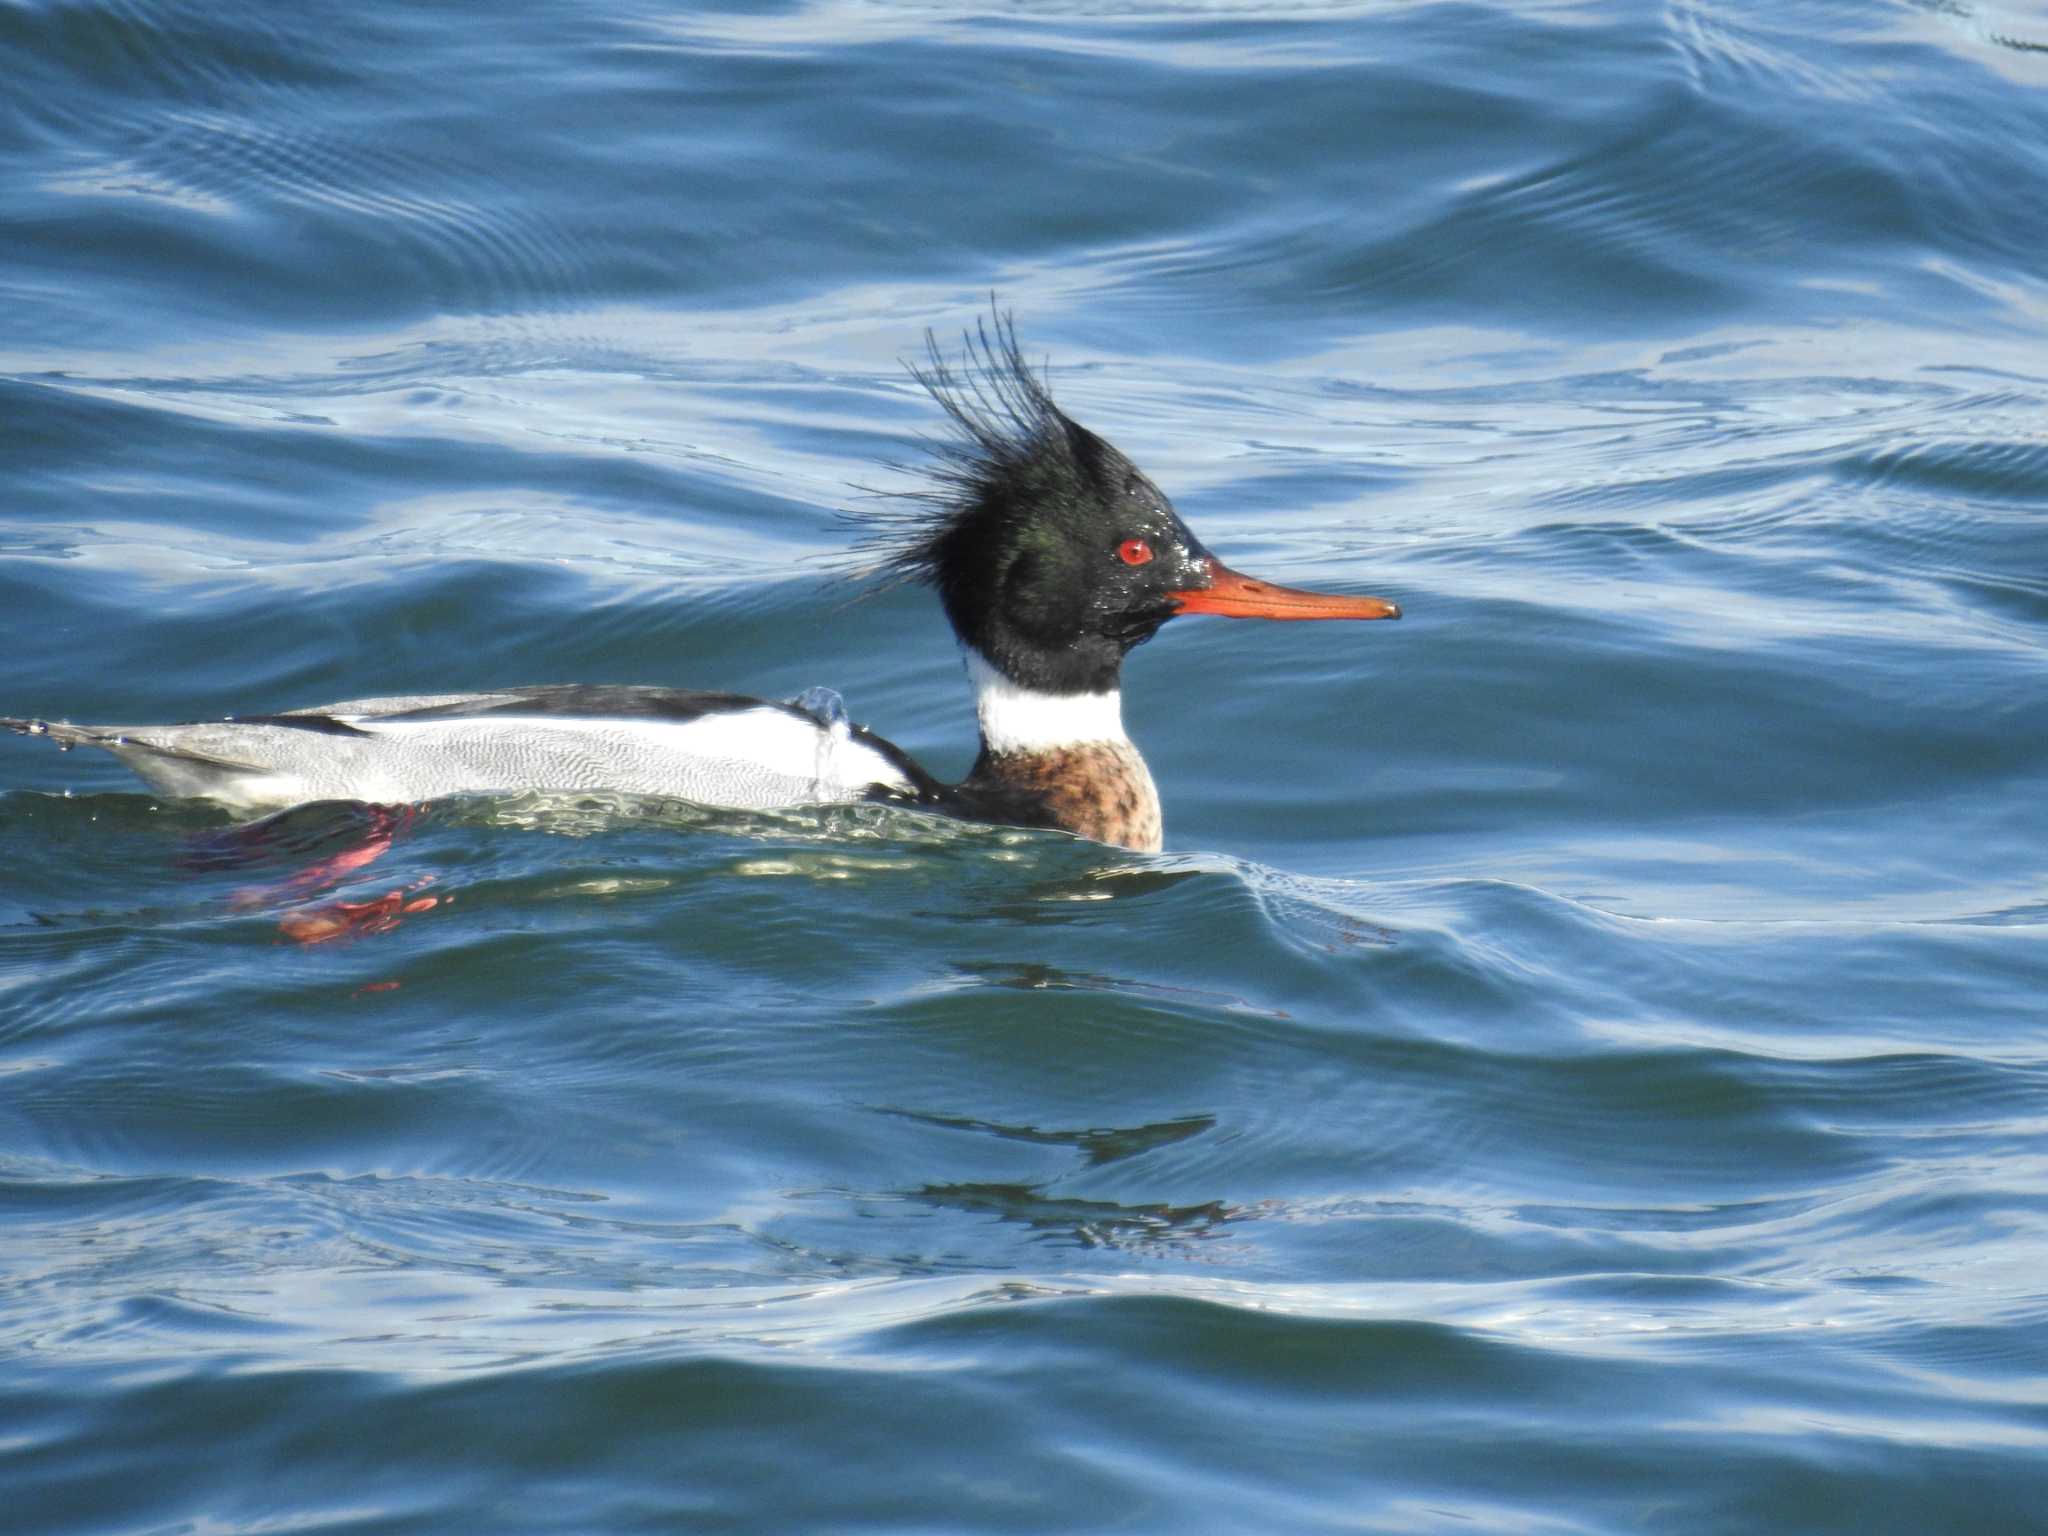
[4,319,1399,852]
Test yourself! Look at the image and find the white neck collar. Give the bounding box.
[964,650,1128,755]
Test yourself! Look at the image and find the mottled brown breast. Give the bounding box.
[965,740,1163,852]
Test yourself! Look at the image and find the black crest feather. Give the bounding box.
[846,308,1084,591]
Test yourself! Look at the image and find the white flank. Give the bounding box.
[964,650,1128,755]
[79,698,920,817]
[354,711,832,776]
[354,711,915,802]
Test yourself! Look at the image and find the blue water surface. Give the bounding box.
[4,1,2047,1531]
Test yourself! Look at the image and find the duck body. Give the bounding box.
[5,685,922,819]
[3,670,1170,848]
[4,318,1398,853]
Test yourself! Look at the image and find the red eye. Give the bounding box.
[1118,538,1154,566]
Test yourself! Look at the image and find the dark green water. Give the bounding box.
[4,1,2047,1531]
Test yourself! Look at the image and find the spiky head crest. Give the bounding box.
[849,311,1212,695]
[854,312,1090,584]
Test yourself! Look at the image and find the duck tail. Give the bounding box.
[2,717,115,749]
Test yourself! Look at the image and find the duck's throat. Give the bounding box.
[962,651,1163,852]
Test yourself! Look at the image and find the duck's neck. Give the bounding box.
[960,651,1162,852]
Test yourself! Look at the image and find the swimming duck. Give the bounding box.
[4,318,1400,852]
